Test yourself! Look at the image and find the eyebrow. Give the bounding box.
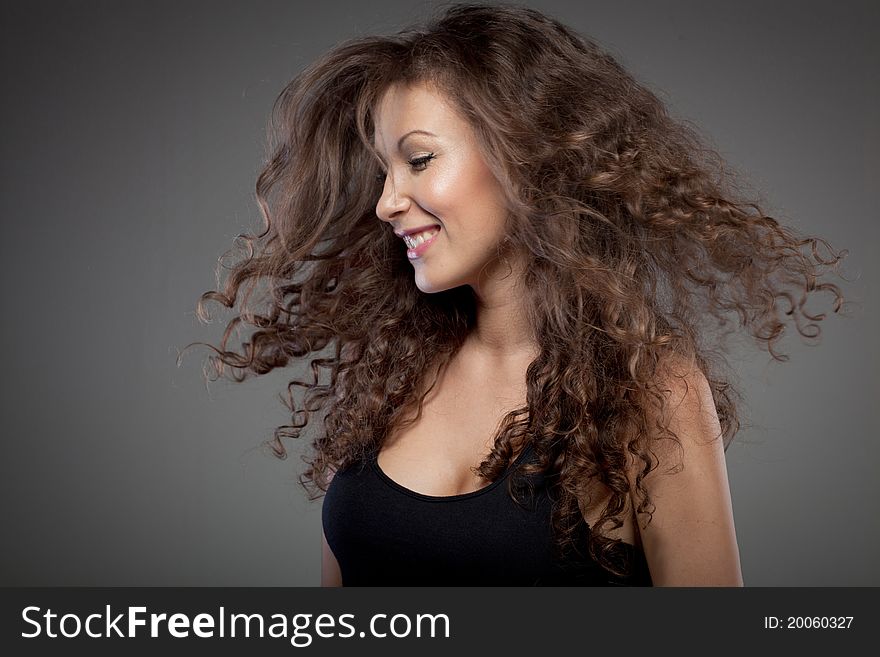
[374,129,437,162]
[397,129,436,149]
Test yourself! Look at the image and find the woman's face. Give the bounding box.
[373,81,511,294]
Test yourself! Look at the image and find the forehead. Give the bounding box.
[372,81,463,145]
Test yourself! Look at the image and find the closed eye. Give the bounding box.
[409,153,435,171]
[374,153,435,183]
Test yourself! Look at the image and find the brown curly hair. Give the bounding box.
[183,3,849,578]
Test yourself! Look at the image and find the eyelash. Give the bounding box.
[374,153,435,183]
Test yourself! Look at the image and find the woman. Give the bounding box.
[192,4,847,586]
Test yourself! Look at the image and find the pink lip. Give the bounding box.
[406,227,441,260]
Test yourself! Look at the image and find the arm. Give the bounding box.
[629,359,744,586]
[321,343,352,588]
[321,528,343,587]
[320,461,343,587]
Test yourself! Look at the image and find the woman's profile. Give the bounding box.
[187,3,848,586]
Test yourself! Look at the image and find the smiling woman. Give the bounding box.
[188,3,848,586]
[372,82,514,295]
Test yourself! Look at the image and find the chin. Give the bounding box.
[413,277,447,294]
[413,270,463,295]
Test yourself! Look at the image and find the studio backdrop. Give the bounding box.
[0,0,876,586]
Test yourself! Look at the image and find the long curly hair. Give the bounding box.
[184,3,849,578]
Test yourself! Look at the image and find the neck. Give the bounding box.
[467,250,538,361]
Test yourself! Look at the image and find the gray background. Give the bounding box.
[1,0,876,586]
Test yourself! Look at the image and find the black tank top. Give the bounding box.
[322,442,653,586]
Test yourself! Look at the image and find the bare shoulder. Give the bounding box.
[627,353,744,586]
[651,354,721,449]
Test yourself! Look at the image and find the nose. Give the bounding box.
[375,173,411,224]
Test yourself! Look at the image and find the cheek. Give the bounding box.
[422,165,489,225]
[420,172,458,219]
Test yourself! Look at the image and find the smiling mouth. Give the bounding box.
[405,226,441,259]
[402,225,441,249]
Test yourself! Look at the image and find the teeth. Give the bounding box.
[403,227,439,249]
